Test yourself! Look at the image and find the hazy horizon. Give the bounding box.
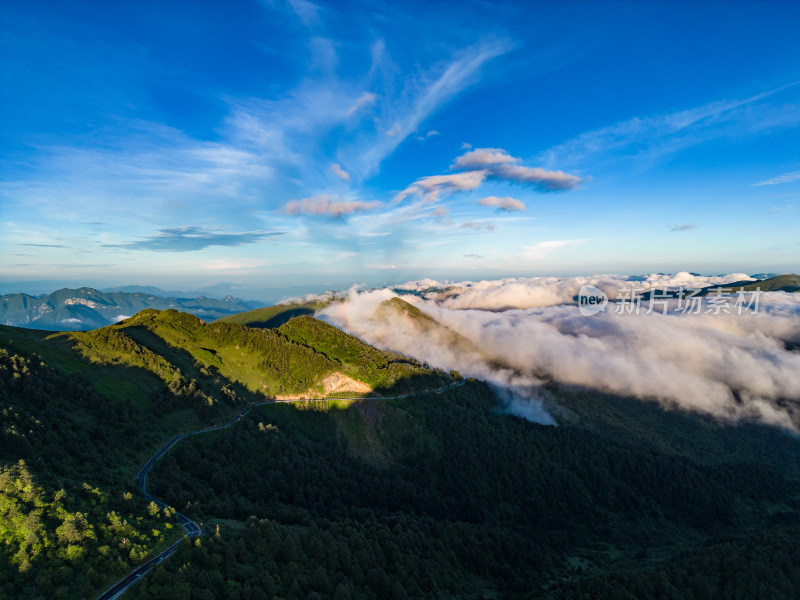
[0,268,794,303]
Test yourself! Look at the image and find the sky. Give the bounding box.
[1,0,799,299]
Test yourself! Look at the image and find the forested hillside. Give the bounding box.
[0,310,451,599]
[131,380,800,599]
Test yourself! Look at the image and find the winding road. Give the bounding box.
[96,380,465,600]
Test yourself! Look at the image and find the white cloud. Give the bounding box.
[317,277,800,430]
[492,163,583,190]
[430,272,756,310]
[479,195,526,211]
[426,129,440,137]
[330,163,350,181]
[452,147,584,190]
[644,271,754,289]
[753,170,800,186]
[393,278,446,291]
[451,147,517,169]
[395,146,583,206]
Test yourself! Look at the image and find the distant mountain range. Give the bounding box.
[0,280,341,303]
[0,287,265,331]
[638,274,800,300]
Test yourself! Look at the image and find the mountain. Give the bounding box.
[218,301,324,329]
[695,273,800,295]
[375,296,482,358]
[0,309,452,599]
[2,308,800,599]
[0,287,265,331]
[639,273,800,300]
[735,273,800,292]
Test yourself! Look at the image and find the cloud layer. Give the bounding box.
[316,273,800,430]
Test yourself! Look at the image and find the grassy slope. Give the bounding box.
[121,309,448,396]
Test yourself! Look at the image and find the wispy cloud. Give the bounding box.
[540,82,800,170]
[520,239,586,261]
[670,224,697,231]
[479,196,526,212]
[330,163,350,181]
[346,91,377,119]
[753,170,800,186]
[106,226,282,252]
[461,221,496,231]
[394,171,488,204]
[347,39,513,178]
[287,0,322,29]
[284,195,381,217]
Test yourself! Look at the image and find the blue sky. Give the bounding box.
[1,0,799,298]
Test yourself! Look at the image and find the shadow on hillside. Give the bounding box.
[359,371,454,399]
[245,307,315,329]
[544,380,800,479]
[120,325,257,408]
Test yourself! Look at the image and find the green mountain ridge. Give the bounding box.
[218,301,326,329]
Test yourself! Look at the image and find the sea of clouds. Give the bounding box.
[307,273,800,430]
